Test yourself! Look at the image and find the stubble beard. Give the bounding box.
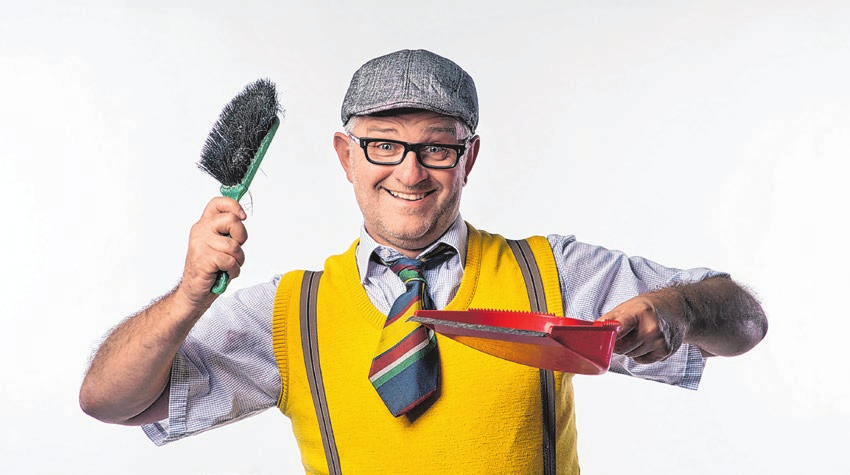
[363,178,463,253]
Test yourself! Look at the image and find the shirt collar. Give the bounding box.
[356,215,468,283]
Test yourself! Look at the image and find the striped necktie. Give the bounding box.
[369,243,457,417]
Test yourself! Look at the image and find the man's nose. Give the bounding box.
[393,150,429,184]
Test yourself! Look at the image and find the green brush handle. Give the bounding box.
[211,117,280,295]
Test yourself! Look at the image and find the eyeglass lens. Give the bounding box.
[365,140,459,167]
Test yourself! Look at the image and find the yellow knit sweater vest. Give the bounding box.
[273,225,579,474]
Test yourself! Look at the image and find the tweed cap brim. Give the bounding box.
[341,49,479,133]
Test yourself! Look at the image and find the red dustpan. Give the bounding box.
[410,309,621,375]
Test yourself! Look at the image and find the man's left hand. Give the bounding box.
[596,296,687,364]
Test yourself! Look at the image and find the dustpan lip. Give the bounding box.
[411,309,618,333]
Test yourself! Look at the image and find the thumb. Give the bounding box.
[597,308,637,340]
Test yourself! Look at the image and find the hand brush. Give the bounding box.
[197,78,282,294]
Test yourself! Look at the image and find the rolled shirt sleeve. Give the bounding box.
[548,234,728,389]
[142,278,282,445]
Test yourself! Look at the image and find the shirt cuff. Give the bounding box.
[140,353,192,446]
[608,342,707,390]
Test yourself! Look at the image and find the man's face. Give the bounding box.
[333,111,479,256]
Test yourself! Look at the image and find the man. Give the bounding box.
[80,49,767,474]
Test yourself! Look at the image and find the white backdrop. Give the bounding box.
[2,1,847,474]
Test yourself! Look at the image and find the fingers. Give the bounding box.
[208,209,249,245]
[203,197,249,242]
[620,337,673,364]
[599,312,639,355]
[204,196,248,220]
[206,233,246,274]
[179,198,249,305]
[631,347,673,364]
[599,297,677,364]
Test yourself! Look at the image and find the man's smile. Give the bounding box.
[384,188,434,201]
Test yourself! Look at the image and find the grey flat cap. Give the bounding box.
[341,49,479,133]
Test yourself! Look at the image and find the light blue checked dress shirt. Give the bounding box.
[143,216,723,445]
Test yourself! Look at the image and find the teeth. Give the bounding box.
[388,190,427,201]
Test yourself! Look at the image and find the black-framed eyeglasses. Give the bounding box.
[348,133,470,169]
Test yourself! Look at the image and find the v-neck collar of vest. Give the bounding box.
[343,222,483,329]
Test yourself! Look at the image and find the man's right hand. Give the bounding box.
[79,197,249,425]
[176,197,249,309]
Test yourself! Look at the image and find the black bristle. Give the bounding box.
[198,78,281,186]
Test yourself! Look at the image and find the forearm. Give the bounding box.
[648,276,768,357]
[79,285,212,424]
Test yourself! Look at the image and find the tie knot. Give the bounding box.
[379,243,457,280]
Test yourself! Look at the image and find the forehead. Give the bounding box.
[356,111,461,137]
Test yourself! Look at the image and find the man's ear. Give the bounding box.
[333,132,354,183]
[462,135,480,185]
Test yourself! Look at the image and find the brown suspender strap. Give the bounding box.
[299,270,342,475]
[507,239,557,475]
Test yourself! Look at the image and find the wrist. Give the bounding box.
[646,288,690,354]
[170,282,215,326]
